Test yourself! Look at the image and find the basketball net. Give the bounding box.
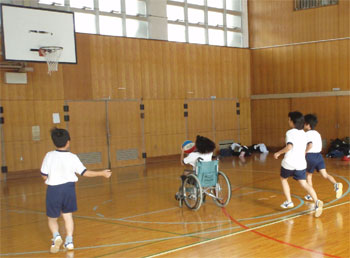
[39,46,63,75]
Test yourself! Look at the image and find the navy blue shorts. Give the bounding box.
[306,153,325,173]
[280,167,306,180]
[46,182,77,218]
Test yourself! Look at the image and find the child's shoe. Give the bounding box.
[315,200,323,217]
[304,194,313,201]
[50,235,63,253]
[64,242,74,251]
[280,201,294,209]
[334,183,343,199]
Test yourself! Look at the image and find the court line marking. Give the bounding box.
[143,201,350,258]
[222,208,343,258]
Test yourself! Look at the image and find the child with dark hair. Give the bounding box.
[181,135,216,168]
[274,112,323,217]
[304,114,343,201]
[41,128,112,253]
[175,135,216,200]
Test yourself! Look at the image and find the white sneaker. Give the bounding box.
[50,235,63,253]
[64,242,74,251]
[304,194,313,201]
[335,183,343,199]
[315,200,323,217]
[280,201,294,209]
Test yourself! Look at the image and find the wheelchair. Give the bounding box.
[175,159,232,211]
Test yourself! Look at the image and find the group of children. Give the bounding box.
[41,111,342,253]
[274,112,342,217]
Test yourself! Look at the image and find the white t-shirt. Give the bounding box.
[281,128,307,170]
[183,152,213,168]
[41,150,87,186]
[305,130,322,153]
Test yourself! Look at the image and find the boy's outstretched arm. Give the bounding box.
[274,143,293,159]
[83,169,112,178]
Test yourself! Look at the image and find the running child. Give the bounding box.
[41,128,112,253]
[274,111,323,217]
[303,114,343,201]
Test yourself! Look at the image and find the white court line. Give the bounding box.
[144,201,350,258]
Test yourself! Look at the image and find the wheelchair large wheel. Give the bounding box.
[213,171,231,207]
[183,174,203,210]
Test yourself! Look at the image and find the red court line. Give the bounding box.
[222,208,342,258]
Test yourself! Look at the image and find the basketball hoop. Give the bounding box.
[38,46,63,75]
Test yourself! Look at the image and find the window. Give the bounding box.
[39,0,64,5]
[187,0,205,5]
[168,24,186,42]
[167,1,246,48]
[70,0,94,9]
[226,14,241,29]
[188,8,205,24]
[188,26,205,44]
[99,0,121,13]
[208,29,224,46]
[207,0,224,9]
[295,0,338,10]
[167,5,184,21]
[74,12,96,34]
[126,19,148,38]
[99,16,123,36]
[208,11,223,27]
[226,0,241,11]
[227,31,242,47]
[125,0,147,16]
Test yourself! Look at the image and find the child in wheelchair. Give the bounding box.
[175,135,216,201]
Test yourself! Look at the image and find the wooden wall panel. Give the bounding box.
[214,100,238,132]
[63,33,93,100]
[337,96,350,139]
[249,0,349,48]
[33,100,66,165]
[144,100,186,157]
[251,40,349,95]
[0,70,34,101]
[339,40,350,90]
[2,101,35,142]
[67,101,108,169]
[31,63,64,100]
[339,0,350,37]
[113,37,142,100]
[108,101,143,167]
[251,99,291,147]
[291,97,338,144]
[2,100,65,171]
[239,98,252,146]
[187,100,213,135]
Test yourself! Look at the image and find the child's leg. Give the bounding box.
[62,212,74,238]
[298,179,318,202]
[48,217,60,236]
[280,177,292,203]
[319,169,343,198]
[306,172,313,187]
[62,212,74,250]
[319,169,336,184]
[48,216,62,253]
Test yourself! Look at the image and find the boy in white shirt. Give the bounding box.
[303,114,343,201]
[41,128,112,253]
[274,112,323,217]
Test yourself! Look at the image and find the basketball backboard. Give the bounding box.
[1,4,77,64]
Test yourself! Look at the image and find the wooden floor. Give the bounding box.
[1,153,349,258]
